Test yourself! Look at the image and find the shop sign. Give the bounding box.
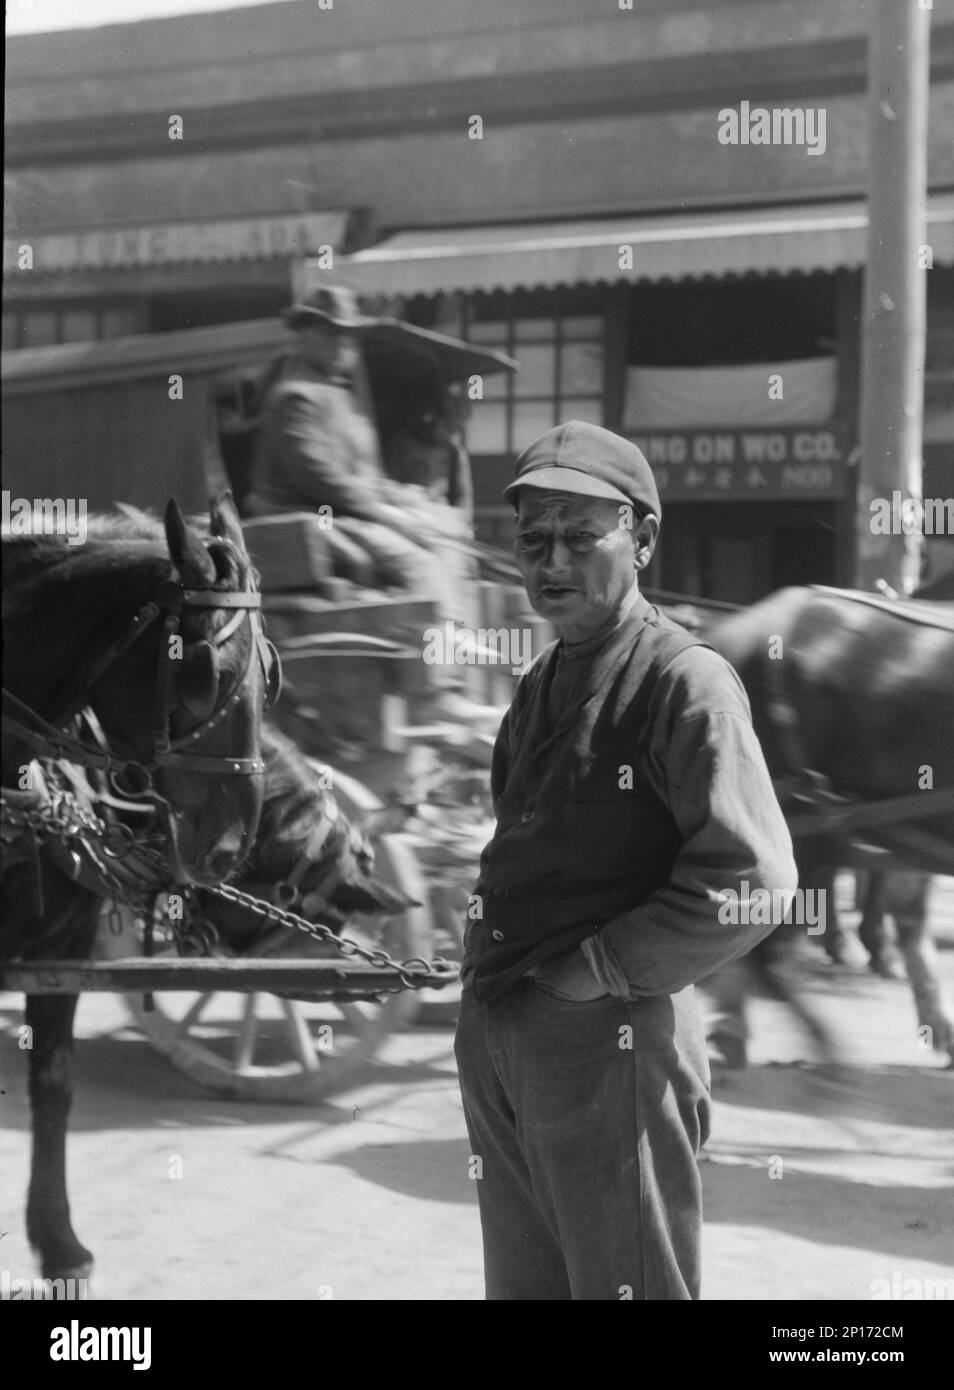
[628,426,850,500]
[5,212,344,273]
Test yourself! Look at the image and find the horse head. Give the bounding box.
[148,493,273,883]
[23,492,278,886]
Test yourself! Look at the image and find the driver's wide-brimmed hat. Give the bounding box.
[283,285,375,330]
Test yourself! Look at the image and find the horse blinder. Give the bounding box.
[152,580,270,777]
[177,640,222,720]
[262,638,283,712]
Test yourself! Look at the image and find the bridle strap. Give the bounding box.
[214,608,247,645]
[150,579,272,774]
[153,607,180,759]
[1,689,141,775]
[82,601,164,695]
[171,588,263,610]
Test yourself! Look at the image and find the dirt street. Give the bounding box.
[2,879,952,1302]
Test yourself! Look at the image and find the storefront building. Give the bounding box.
[332,201,954,600]
[5,0,954,600]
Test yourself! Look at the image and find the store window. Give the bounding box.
[21,311,59,348]
[60,309,100,343]
[464,301,605,455]
[100,306,143,339]
[3,302,145,348]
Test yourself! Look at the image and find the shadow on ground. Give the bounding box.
[702,1161,954,1264]
[0,1020,454,1135]
[711,1061,954,1130]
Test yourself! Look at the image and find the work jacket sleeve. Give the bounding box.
[268,389,386,521]
[580,647,798,998]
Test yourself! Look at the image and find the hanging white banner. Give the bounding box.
[624,357,838,430]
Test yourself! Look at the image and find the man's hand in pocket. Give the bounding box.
[532,945,610,1001]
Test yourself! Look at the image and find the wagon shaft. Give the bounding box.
[0,956,458,996]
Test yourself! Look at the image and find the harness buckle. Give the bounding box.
[101,820,136,859]
[109,763,154,798]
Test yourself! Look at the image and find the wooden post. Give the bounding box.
[855,0,932,594]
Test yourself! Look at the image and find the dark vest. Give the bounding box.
[463,605,708,1000]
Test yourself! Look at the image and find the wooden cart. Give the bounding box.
[2,314,530,1100]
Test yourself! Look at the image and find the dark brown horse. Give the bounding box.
[852,572,954,987]
[1,495,272,1280]
[710,584,954,1062]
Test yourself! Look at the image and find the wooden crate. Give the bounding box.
[278,651,403,746]
[241,513,333,592]
[262,594,438,646]
[265,587,554,731]
[266,596,443,746]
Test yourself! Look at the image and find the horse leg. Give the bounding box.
[852,868,868,913]
[799,855,852,964]
[18,873,101,1284]
[699,959,750,1068]
[750,922,840,1064]
[858,871,904,979]
[24,991,94,1281]
[890,873,954,1062]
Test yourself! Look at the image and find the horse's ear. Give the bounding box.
[178,639,221,719]
[165,498,216,586]
[209,491,246,551]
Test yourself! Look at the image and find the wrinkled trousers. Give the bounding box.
[454,977,711,1300]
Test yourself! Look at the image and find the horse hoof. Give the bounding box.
[39,1265,93,1296]
[39,1254,94,1287]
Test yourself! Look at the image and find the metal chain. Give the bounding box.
[201,879,456,991]
[170,891,223,957]
[3,769,459,992]
[1,771,170,911]
[2,784,105,842]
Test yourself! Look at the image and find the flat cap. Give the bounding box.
[503,420,661,517]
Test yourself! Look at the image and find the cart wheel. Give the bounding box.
[96,834,437,1103]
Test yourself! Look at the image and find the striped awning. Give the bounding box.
[332,194,954,297]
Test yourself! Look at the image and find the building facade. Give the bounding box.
[5,0,954,599]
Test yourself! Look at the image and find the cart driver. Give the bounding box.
[246,284,447,594]
[246,285,493,721]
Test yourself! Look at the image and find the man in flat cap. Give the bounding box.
[454,420,797,1300]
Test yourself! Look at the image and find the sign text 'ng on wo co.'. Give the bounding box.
[629,427,849,500]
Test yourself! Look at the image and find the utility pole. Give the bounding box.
[855,0,932,594]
